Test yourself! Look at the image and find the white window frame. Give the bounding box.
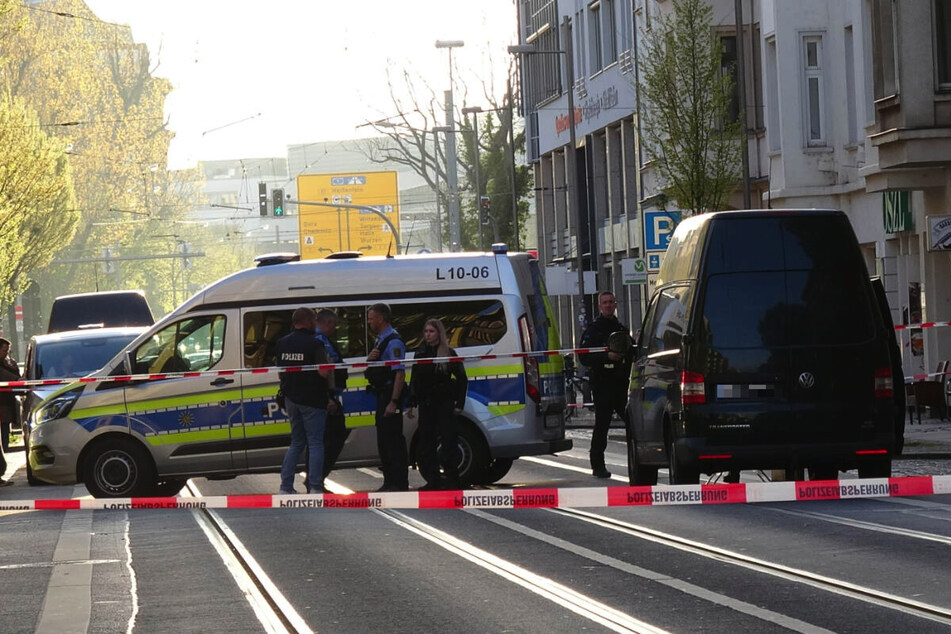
[589,1,603,74]
[801,33,827,147]
[765,36,781,153]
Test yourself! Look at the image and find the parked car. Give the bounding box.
[47,290,154,333]
[20,326,147,484]
[614,209,898,485]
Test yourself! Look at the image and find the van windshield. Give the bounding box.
[701,216,874,347]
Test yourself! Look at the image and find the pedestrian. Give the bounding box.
[0,338,19,485]
[408,318,467,490]
[276,307,333,494]
[303,308,350,490]
[365,303,408,492]
[579,291,631,479]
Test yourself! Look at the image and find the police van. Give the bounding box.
[28,246,570,497]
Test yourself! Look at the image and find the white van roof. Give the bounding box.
[179,251,529,311]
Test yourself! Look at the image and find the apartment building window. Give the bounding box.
[802,34,826,146]
[765,36,781,152]
[937,0,951,88]
[721,35,740,123]
[871,0,898,98]
[589,1,603,74]
[522,0,561,109]
[602,0,618,66]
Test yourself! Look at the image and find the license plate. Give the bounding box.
[545,413,562,428]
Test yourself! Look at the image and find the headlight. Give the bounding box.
[33,385,85,426]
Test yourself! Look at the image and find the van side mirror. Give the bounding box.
[607,331,632,354]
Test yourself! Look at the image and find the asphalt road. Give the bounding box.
[1,432,950,633]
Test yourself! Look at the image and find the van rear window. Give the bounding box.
[702,270,874,348]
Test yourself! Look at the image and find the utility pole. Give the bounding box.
[462,106,484,250]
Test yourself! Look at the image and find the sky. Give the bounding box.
[85,0,519,170]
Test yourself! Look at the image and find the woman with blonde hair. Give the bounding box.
[408,318,467,490]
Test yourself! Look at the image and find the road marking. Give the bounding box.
[124,511,139,634]
[521,455,630,482]
[185,483,310,633]
[468,508,832,634]
[36,486,94,634]
[379,509,669,634]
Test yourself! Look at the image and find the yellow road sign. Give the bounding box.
[297,171,400,259]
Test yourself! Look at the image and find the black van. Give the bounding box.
[617,210,898,485]
[47,290,154,333]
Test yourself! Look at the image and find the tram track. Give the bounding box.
[549,506,951,627]
[183,482,310,634]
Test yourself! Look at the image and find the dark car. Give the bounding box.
[20,326,147,484]
[617,210,898,485]
[47,290,154,333]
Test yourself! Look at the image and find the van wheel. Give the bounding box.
[456,423,489,486]
[82,438,155,498]
[481,458,514,484]
[149,479,187,497]
[666,438,699,485]
[857,457,891,478]
[627,433,658,485]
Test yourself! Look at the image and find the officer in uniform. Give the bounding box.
[579,291,631,479]
[276,307,333,494]
[314,308,350,478]
[365,302,408,492]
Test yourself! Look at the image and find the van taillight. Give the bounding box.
[518,315,541,403]
[874,367,893,398]
[681,371,706,405]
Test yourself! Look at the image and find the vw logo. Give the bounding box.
[798,372,816,389]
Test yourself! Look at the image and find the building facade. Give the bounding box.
[513,0,951,376]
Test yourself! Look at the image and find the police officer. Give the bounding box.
[579,291,631,479]
[314,308,349,478]
[276,307,333,494]
[365,303,408,492]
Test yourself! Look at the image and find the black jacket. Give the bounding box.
[409,344,467,410]
[578,315,631,379]
[276,328,331,408]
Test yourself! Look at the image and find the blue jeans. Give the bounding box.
[280,399,327,491]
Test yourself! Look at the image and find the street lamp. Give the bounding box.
[435,40,464,251]
[509,32,586,325]
[461,106,485,250]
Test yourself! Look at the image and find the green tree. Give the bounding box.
[638,0,741,215]
[0,95,78,307]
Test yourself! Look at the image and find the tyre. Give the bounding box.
[82,437,156,498]
[666,437,699,485]
[455,423,489,486]
[627,429,658,485]
[857,457,891,478]
[149,479,187,497]
[481,458,514,484]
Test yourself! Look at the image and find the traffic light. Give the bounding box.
[258,183,268,216]
[272,188,285,216]
[480,195,491,225]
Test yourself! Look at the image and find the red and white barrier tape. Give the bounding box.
[0,346,609,391]
[3,476,948,511]
[894,321,951,331]
[904,369,951,383]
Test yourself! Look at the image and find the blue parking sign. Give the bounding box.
[643,211,682,251]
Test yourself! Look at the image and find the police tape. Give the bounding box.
[3,476,949,511]
[894,321,951,330]
[905,369,951,382]
[0,346,610,390]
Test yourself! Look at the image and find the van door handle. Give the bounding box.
[210,377,234,386]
